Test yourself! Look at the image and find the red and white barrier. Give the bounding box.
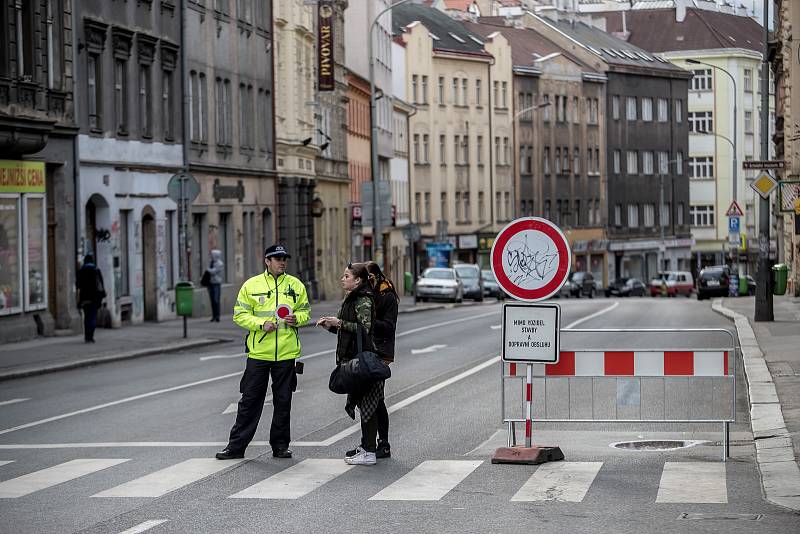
[506,351,729,377]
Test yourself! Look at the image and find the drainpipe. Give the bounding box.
[72,0,82,272]
[179,0,190,281]
[487,56,496,233]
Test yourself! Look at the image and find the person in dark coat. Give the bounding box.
[316,262,381,465]
[365,261,399,458]
[76,254,105,343]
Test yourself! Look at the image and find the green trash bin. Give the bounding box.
[175,281,194,316]
[772,264,788,296]
[738,274,749,296]
[404,272,413,294]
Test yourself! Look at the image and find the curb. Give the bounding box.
[711,299,800,511]
[0,338,227,382]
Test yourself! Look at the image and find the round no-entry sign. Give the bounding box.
[490,217,571,302]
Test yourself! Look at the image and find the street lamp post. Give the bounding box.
[368,0,411,266]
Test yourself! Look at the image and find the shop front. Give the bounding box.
[609,237,694,282]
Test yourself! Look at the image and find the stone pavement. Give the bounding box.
[714,294,800,511]
[0,296,446,381]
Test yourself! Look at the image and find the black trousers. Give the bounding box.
[376,399,389,442]
[360,414,379,453]
[226,358,296,452]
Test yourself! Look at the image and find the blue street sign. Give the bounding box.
[728,216,740,233]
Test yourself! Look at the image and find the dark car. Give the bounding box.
[605,277,646,297]
[453,264,483,301]
[697,266,731,300]
[481,270,504,299]
[565,271,596,298]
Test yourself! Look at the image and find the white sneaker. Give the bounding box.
[344,447,376,465]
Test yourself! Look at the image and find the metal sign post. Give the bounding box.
[490,218,571,465]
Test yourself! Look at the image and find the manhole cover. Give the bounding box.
[610,440,707,451]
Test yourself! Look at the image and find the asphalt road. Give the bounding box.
[0,297,798,533]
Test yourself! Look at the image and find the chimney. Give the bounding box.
[676,0,687,23]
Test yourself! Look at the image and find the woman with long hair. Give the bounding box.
[364,261,399,458]
[316,262,382,465]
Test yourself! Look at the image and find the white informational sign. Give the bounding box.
[501,302,560,363]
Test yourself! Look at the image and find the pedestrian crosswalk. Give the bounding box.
[0,457,730,504]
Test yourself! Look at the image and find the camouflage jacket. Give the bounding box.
[334,284,375,364]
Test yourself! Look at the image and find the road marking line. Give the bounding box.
[0,459,129,498]
[199,353,244,361]
[563,301,619,329]
[0,460,14,467]
[0,398,30,407]
[0,372,241,437]
[656,462,727,503]
[230,459,353,499]
[292,356,500,447]
[511,462,602,502]
[116,520,169,534]
[490,325,501,330]
[93,458,244,498]
[411,344,447,355]
[369,460,483,501]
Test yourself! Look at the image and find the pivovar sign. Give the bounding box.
[490,217,571,302]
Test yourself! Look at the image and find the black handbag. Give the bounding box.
[200,270,211,287]
[328,324,390,395]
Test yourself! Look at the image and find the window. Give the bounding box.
[87,54,102,130]
[562,147,569,173]
[439,134,446,164]
[588,98,598,124]
[216,77,232,146]
[543,146,550,175]
[657,98,668,122]
[463,136,470,165]
[478,191,485,223]
[689,156,714,179]
[612,95,620,120]
[476,136,483,165]
[690,69,712,91]
[505,192,511,221]
[688,111,713,133]
[690,205,715,226]
[475,79,482,106]
[461,78,468,106]
[675,100,682,123]
[677,202,685,225]
[501,81,507,108]
[613,150,621,174]
[189,71,208,142]
[555,148,561,174]
[744,111,753,133]
[464,192,470,222]
[544,200,551,220]
[162,69,175,141]
[676,151,683,174]
[587,149,593,175]
[114,59,128,134]
[642,97,653,121]
[574,199,581,226]
[614,204,622,226]
[455,136,462,165]
[257,87,269,152]
[573,96,579,123]
[412,75,418,104]
[744,68,753,92]
[573,148,580,175]
[542,94,550,122]
[503,137,509,166]
[661,202,670,227]
[421,76,429,104]
[424,192,431,223]
[643,204,655,227]
[441,192,448,221]
[455,192,461,222]
[453,78,460,105]
[658,151,669,174]
[165,211,175,288]
[438,76,444,104]
[627,150,638,174]
[119,210,131,296]
[139,64,152,137]
[628,204,639,227]
[239,83,254,149]
[415,192,421,222]
[643,151,654,175]
[413,134,420,163]
[626,96,637,120]
[422,134,429,163]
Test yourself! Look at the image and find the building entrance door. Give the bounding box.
[142,210,157,321]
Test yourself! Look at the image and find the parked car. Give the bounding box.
[454,264,484,301]
[649,272,669,297]
[415,268,463,303]
[605,277,646,297]
[563,271,596,298]
[696,266,731,300]
[481,270,504,299]
[666,271,694,297]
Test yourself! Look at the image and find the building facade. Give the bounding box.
[394,3,514,269]
[76,0,183,326]
[1,0,79,342]
[346,72,371,261]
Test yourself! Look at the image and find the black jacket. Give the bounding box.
[372,282,398,361]
[76,264,104,307]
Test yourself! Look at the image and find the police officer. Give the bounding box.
[216,244,310,460]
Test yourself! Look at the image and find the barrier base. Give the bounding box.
[491,446,564,465]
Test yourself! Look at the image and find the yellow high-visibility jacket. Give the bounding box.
[233,271,311,361]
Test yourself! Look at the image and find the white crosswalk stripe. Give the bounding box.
[0,458,129,498]
[656,462,727,503]
[93,458,244,498]
[116,520,169,534]
[511,462,603,502]
[369,460,483,501]
[231,459,353,499]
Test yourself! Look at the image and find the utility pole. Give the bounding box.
[755,0,773,321]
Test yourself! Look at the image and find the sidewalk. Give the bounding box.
[713,294,800,511]
[0,296,446,381]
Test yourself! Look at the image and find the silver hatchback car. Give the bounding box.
[415,268,463,303]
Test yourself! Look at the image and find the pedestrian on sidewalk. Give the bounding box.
[75,254,105,343]
[365,261,399,459]
[215,244,311,461]
[205,249,224,322]
[317,262,382,466]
